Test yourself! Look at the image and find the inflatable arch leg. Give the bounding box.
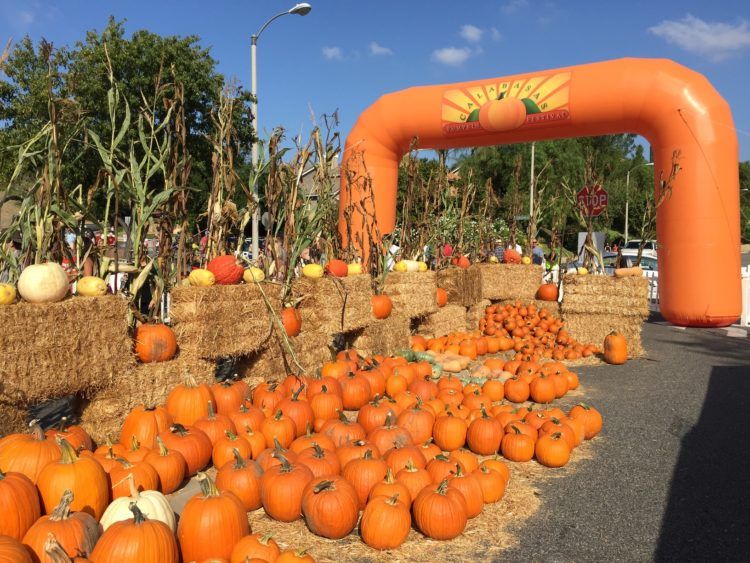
[338,58,740,328]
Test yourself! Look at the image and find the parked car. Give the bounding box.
[623,239,657,258]
[620,251,658,271]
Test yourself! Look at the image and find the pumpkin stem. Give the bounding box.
[232,448,247,469]
[320,384,328,394]
[363,449,373,460]
[30,421,46,441]
[156,436,169,457]
[435,453,450,462]
[436,479,449,495]
[313,479,335,494]
[404,459,418,472]
[55,416,69,431]
[480,404,489,419]
[259,533,274,545]
[453,463,465,477]
[274,409,283,421]
[337,410,348,422]
[170,424,189,436]
[384,411,396,427]
[196,472,220,497]
[129,501,147,524]
[49,490,74,521]
[386,493,400,506]
[185,374,198,388]
[292,383,305,401]
[509,425,522,435]
[130,435,141,452]
[384,467,395,484]
[551,432,563,440]
[312,443,325,458]
[272,438,285,452]
[225,430,238,440]
[43,533,71,561]
[56,438,79,464]
[207,400,216,419]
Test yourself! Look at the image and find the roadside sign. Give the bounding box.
[577,185,608,217]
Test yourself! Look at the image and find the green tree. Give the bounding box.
[0,17,255,220]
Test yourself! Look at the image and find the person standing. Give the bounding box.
[531,239,545,266]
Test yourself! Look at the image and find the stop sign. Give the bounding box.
[577,184,608,217]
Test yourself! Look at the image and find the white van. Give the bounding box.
[623,239,657,258]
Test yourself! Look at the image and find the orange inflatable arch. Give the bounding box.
[338,58,740,328]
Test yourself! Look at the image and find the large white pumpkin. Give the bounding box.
[99,476,175,532]
[17,263,70,303]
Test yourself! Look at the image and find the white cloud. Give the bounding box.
[649,14,750,62]
[432,46,472,66]
[501,0,528,15]
[490,27,502,41]
[17,10,35,25]
[322,46,343,61]
[369,41,393,56]
[459,24,483,43]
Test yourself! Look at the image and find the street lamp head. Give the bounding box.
[289,3,312,15]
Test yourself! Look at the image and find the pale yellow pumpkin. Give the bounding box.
[394,260,420,273]
[0,283,16,305]
[577,267,589,276]
[76,276,108,297]
[302,263,324,278]
[418,261,428,272]
[347,263,363,275]
[521,256,532,265]
[243,267,265,283]
[188,268,215,287]
[17,263,69,303]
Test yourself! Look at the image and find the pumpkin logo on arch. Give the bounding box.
[441,72,571,135]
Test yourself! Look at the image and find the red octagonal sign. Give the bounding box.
[577,184,608,217]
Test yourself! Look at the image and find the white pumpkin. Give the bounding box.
[0,283,16,305]
[99,475,175,532]
[76,276,108,297]
[17,263,69,303]
[394,260,420,273]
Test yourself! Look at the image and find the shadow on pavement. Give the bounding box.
[655,365,750,560]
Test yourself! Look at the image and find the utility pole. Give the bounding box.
[529,142,536,219]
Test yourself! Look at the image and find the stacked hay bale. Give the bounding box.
[466,299,492,331]
[560,274,650,356]
[436,267,481,307]
[351,313,411,357]
[473,263,543,302]
[79,355,215,444]
[241,325,332,382]
[383,272,438,318]
[169,283,281,359]
[293,274,372,334]
[0,296,135,436]
[415,304,468,338]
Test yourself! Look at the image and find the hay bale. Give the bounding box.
[351,313,411,357]
[80,355,215,444]
[416,304,468,338]
[170,283,282,360]
[473,263,542,301]
[293,274,372,335]
[560,274,649,356]
[239,327,332,382]
[383,272,438,319]
[436,267,482,307]
[0,296,134,406]
[466,299,492,331]
[0,401,29,437]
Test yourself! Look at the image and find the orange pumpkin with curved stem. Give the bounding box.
[260,458,314,522]
[301,476,359,539]
[0,423,61,484]
[412,479,468,540]
[165,377,215,427]
[360,493,412,550]
[230,533,281,563]
[535,432,571,467]
[120,406,173,450]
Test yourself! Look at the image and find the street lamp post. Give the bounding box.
[624,162,654,244]
[250,2,312,261]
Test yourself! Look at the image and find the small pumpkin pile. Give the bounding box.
[478,302,599,361]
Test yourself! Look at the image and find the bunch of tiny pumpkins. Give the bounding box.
[479,302,600,361]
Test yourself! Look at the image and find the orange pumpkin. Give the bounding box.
[603,331,628,364]
[536,283,559,302]
[436,288,448,307]
[371,294,393,319]
[325,259,349,277]
[134,324,177,363]
[281,307,302,337]
[207,255,244,285]
[478,97,527,132]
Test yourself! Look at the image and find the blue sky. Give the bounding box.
[2,0,750,160]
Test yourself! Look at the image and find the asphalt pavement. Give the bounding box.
[500,316,750,562]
